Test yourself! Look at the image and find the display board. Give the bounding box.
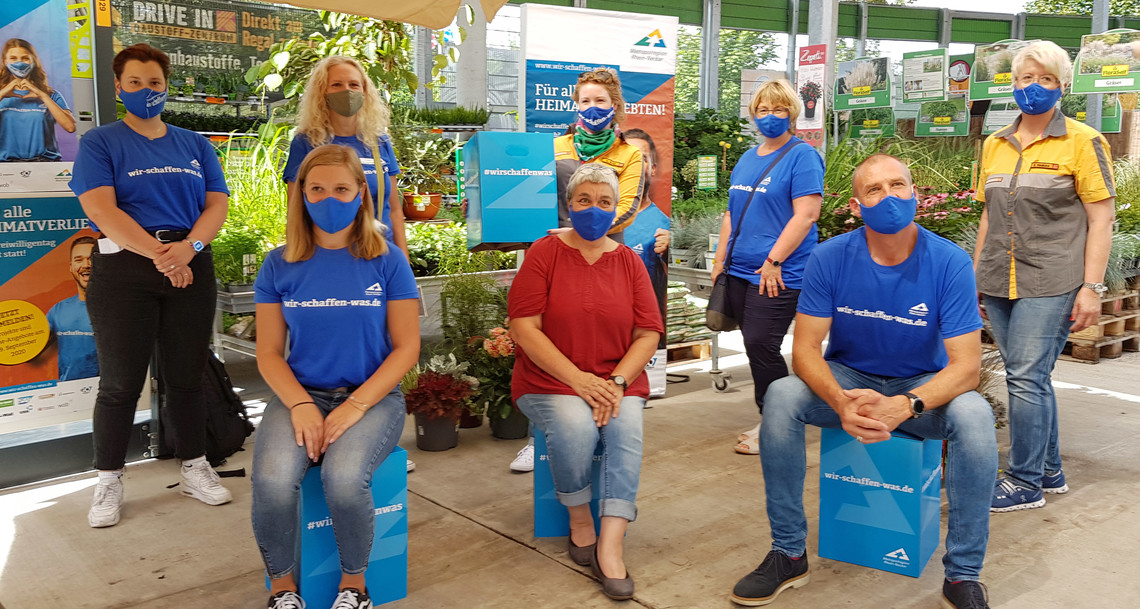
[795,44,826,148]
[521,4,677,213]
[901,48,947,103]
[1061,92,1123,133]
[915,96,968,137]
[834,57,891,112]
[982,99,1020,135]
[1072,29,1140,95]
[970,39,1040,101]
[848,107,895,138]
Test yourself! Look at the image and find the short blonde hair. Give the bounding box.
[285,145,388,262]
[1012,41,1073,87]
[749,79,800,131]
[296,56,391,148]
[565,163,620,204]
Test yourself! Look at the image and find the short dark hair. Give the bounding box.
[112,43,171,82]
[70,235,97,254]
[622,128,658,168]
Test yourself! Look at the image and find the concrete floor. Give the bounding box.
[3,333,1140,609]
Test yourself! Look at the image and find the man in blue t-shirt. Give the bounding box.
[730,155,998,609]
[45,236,99,381]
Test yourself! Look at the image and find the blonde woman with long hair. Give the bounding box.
[252,144,420,609]
[283,56,409,255]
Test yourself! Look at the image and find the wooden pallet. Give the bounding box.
[666,340,711,366]
[1061,330,1140,364]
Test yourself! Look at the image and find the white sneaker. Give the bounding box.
[88,471,124,528]
[266,590,305,609]
[331,587,372,609]
[406,459,416,473]
[510,443,535,473]
[180,458,233,505]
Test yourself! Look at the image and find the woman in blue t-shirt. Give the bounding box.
[252,144,420,609]
[0,38,76,161]
[710,79,824,455]
[282,56,408,255]
[68,44,232,528]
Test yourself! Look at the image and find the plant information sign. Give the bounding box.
[795,44,827,148]
[915,96,968,137]
[834,57,891,111]
[902,49,948,103]
[848,108,896,138]
[697,155,717,190]
[1072,29,1140,94]
[969,39,1039,101]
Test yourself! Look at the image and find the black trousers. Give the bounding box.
[86,247,216,470]
[725,274,800,414]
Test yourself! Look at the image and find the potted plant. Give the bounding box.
[799,81,822,119]
[397,133,459,221]
[401,354,478,451]
[467,322,528,439]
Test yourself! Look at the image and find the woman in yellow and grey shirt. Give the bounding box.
[975,41,1115,513]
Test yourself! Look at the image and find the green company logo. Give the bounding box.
[0,399,13,408]
[634,29,666,48]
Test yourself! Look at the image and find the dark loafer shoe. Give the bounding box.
[568,537,595,566]
[591,545,634,600]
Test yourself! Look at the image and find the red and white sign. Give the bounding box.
[795,44,827,147]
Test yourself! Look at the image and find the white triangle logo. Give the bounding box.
[365,282,383,295]
[885,548,910,561]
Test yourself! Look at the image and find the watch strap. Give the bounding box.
[1083,282,1107,295]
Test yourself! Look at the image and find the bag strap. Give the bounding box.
[723,141,804,270]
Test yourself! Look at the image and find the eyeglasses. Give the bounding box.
[1015,74,1060,87]
[755,107,791,118]
[580,69,616,82]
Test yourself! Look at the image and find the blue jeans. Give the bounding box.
[983,289,1077,489]
[517,393,644,521]
[760,361,998,581]
[251,389,405,578]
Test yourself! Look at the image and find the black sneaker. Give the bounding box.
[942,579,990,609]
[331,587,372,609]
[730,550,810,606]
[266,590,304,609]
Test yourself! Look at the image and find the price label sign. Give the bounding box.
[697,155,718,190]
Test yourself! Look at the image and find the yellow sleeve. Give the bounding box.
[609,145,644,234]
[1074,132,1116,203]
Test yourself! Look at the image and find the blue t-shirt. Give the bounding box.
[283,133,401,231]
[0,90,68,161]
[69,121,229,232]
[624,202,670,275]
[46,295,98,381]
[797,226,982,378]
[725,139,823,288]
[254,245,419,388]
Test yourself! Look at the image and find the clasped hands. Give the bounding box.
[152,241,197,288]
[290,399,366,461]
[838,388,911,445]
[571,371,624,427]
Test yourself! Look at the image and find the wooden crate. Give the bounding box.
[666,340,711,366]
[1100,289,1139,315]
[1062,330,1140,364]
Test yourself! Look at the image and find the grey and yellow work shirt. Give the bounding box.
[976,110,1115,299]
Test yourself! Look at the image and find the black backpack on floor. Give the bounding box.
[159,350,254,467]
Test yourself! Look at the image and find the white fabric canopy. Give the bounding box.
[277,0,512,30]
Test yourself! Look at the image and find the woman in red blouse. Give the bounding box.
[510,163,663,601]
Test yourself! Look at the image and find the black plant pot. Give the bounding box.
[804,99,817,119]
[490,407,529,440]
[459,411,484,428]
[415,413,459,451]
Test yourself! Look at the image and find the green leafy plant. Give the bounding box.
[401,354,478,420]
[404,222,515,277]
[464,323,515,420]
[400,105,489,126]
[673,109,753,195]
[1114,156,1140,234]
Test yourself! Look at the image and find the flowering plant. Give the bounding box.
[402,354,479,421]
[799,81,822,102]
[466,322,516,420]
[821,187,979,241]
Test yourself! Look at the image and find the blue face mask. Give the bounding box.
[119,87,167,119]
[6,61,32,79]
[1012,82,1062,116]
[754,114,790,139]
[569,204,616,241]
[578,105,615,132]
[858,193,917,235]
[305,192,361,234]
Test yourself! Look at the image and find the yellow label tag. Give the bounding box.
[599,158,624,169]
[994,73,1012,84]
[1101,64,1130,77]
[1077,111,1087,121]
[95,0,111,27]
[1030,162,1060,171]
[863,119,880,128]
[853,86,871,96]
[933,117,951,125]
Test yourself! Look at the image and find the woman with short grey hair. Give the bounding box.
[509,163,663,601]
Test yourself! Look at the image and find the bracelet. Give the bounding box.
[290,400,316,410]
[345,394,370,412]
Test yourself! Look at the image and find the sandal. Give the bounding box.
[737,423,761,442]
[734,434,759,455]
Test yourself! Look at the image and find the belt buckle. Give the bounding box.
[155,230,175,243]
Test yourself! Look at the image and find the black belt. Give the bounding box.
[303,385,360,394]
[153,229,191,243]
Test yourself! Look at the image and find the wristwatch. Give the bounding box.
[766,256,782,267]
[185,239,204,253]
[903,392,925,418]
[609,375,627,391]
[1083,282,1108,296]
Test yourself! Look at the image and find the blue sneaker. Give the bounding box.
[991,477,1045,512]
[1042,470,1069,494]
